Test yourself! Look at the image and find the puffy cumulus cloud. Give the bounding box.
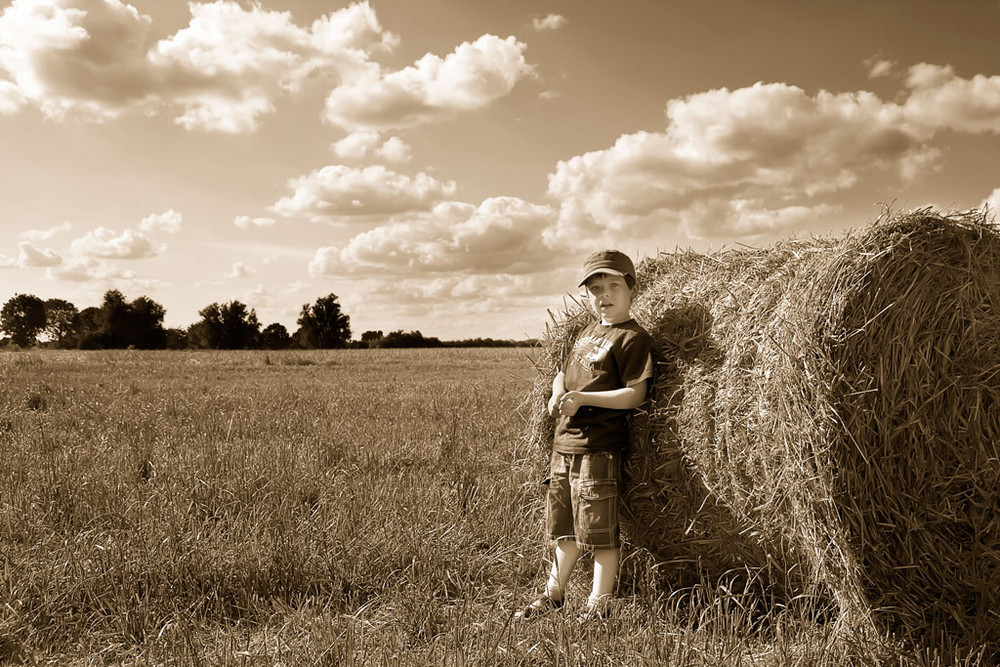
[18,241,62,266]
[69,226,159,259]
[903,63,1000,134]
[332,130,381,159]
[225,261,255,279]
[324,34,532,130]
[376,135,411,162]
[233,215,277,228]
[332,131,412,162]
[546,70,1000,246]
[1,2,529,133]
[46,255,163,290]
[0,0,396,131]
[270,164,456,223]
[532,14,567,32]
[309,196,560,276]
[19,221,72,241]
[677,199,843,239]
[47,255,107,281]
[149,1,330,132]
[139,208,182,233]
[0,0,156,121]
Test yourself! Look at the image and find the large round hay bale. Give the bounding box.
[524,210,1000,653]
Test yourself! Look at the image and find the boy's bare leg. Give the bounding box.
[545,538,581,600]
[589,548,619,605]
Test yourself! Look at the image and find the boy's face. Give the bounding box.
[584,273,633,325]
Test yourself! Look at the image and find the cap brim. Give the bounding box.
[578,268,626,287]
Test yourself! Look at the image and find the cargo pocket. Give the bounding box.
[577,479,619,543]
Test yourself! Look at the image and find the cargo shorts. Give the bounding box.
[545,450,622,550]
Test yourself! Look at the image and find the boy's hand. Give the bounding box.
[558,391,583,416]
[547,391,565,416]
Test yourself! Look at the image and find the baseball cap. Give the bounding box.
[578,249,636,287]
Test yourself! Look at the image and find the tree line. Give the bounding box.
[0,291,535,350]
[1,291,351,350]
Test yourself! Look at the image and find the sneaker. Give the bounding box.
[514,593,565,620]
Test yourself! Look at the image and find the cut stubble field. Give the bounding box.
[0,349,975,665]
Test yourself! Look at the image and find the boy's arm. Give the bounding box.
[558,380,647,416]
[547,371,567,416]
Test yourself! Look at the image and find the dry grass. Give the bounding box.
[0,344,991,665]
[527,209,1000,664]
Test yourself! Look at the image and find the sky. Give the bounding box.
[1,0,999,341]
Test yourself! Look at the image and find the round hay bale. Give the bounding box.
[524,210,1000,654]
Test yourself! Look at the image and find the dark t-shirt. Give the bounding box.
[553,319,653,454]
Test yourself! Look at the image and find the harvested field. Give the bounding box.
[526,210,1000,660]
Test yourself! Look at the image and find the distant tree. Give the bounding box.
[186,321,210,349]
[296,294,351,349]
[43,298,79,348]
[126,296,167,349]
[189,300,261,349]
[83,290,167,349]
[76,306,104,349]
[164,328,189,350]
[1,294,47,347]
[260,322,292,350]
[376,330,443,349]
[98,289,130,347]
[360,330,384,348]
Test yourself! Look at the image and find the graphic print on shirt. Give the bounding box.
[572,334,613,373]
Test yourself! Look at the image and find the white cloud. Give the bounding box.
[47,256,105,281]
[19,221,72,242]
[324,34,533,130]
[18,241,62,267]
[0,0,396,132]
[0,0,155,122]
[46,255,164,292]
[0,3,531,134]
[149,1,396,133]
[225,261,255,279]
[532,14,567,32]
[866,58,895,79]
[333,130,382,159]
[332,130,412,162]
[0,253,18,268]
[903,63,1000,134]
[375,135,411,163]
[309,196,561,276]
[69,227,159,259]
[139,209,182,233]
[271,164,457,223]
[544,68,1000,246]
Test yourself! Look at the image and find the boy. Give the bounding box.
[517,249,653,621]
